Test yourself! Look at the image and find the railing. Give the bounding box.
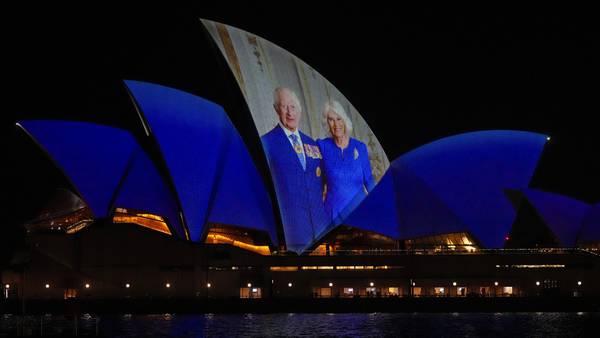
[274,247,599,256]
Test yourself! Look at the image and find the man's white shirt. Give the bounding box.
[280,123,306,164]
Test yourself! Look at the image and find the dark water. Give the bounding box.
[2,312,599,337]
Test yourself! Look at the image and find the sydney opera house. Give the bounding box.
[2,19,599,305]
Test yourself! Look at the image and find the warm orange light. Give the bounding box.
[206,233,270,255]
[66,221,93,234]
[270,266,298,271]
[310,244,328,256]
[113,211,171,235]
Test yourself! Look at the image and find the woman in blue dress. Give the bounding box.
[317,100,375,226]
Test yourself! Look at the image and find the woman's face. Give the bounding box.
[327,111,346,139]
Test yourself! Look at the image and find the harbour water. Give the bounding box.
[1,312,599,337]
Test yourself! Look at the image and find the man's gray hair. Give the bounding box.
[323,99,353,135]
[273,87,302,112]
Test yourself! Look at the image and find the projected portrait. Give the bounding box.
[201,19,390,252]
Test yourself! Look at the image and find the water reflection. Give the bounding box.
[0,313,597,337]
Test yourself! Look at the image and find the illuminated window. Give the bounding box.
[310,244,328,256]
[434,287,445,296]
[25,199,93,235]
[375,265,402,269]
[366,287,377,297]
[510,264,565,269]
[240,287,262,298]
[64,289,77,299]
[405,232,479,252]
[343,288,355,297]
[113,208,171,235]
[270,266,298,271]
[205,223,271,255]
[479,287,490,296]
[457,287,467,296]
[412,287,422,297]
[317,287,332,298]
[387,287,399,296]
[502,287,513,295]
[308,226,397,255]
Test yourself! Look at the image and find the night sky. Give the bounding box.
[4,4,599,228]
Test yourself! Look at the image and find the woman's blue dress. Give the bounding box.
[317,137,375,225]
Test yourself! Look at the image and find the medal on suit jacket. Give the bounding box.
[354,147,359,160]
[304,144,313,158]
[294,143,303,154]
[316,166,321,177]
[304,144,322,159]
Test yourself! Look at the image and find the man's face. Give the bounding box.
[275,90,301,132]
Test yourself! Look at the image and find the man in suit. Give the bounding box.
[261,87,328,253]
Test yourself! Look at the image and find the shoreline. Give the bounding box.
[2,297,600,314]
